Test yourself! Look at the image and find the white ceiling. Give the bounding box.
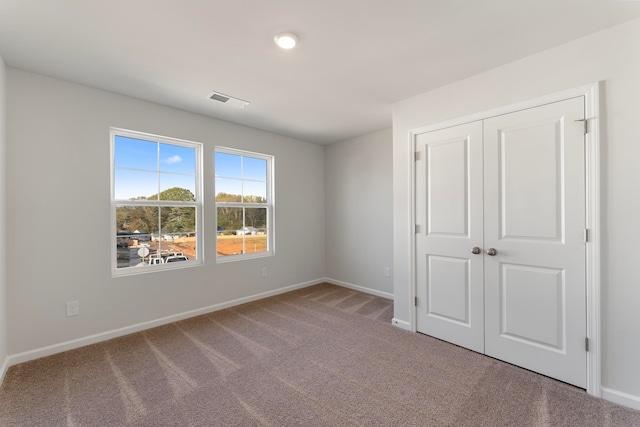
[1,1,640,145]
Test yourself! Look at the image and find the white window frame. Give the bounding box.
[110,128,203,276]
[215,146,274,262]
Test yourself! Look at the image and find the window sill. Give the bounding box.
[112,260,203,277]
[215,252,274,264]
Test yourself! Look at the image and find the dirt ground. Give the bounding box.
[217,234,267,256]
[170,236,197,258]
[131,235,266,259]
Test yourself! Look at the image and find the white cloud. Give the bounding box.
[165,155,182,164]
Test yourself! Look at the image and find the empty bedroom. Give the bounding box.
[1,1,640,425]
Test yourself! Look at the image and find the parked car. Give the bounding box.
[160,250,184,258]
[165,255,188,263]
[116,241,129,248]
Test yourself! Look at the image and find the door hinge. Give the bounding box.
[585,337,590,352]
[415,151,421,162]
[415,297,418,307]
[584,228,589,243]
[415,224,420,234]
[575,119,588,135]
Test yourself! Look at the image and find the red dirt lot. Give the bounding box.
[217,234,267,256]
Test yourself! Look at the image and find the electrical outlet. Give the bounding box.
[66,301,79,317]
[384,267,391,278]
[261,267,268,278]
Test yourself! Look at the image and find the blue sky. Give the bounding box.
[114,136,196,200]
[215,152,267,200]
[114,136,267,201]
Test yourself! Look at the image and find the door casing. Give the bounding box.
[407,83,601,397]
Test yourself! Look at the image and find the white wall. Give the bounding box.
[325,128,393,298]
[6,69,325,358]
[392,18,640,405]
[0,54,8,379]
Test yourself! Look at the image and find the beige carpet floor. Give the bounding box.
[1,283,639,426]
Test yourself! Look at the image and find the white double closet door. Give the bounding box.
[415,97,587,388]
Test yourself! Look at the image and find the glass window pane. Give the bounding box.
[216,233,245,257]
[243,156,267,181]
[215,152,241,178]
[159,143,196,174]
[114,136,158,171]
[217,206,243,232]
[245,207,267,229]
[214,148,272,260]
[116,206,159,269]
[113,130,202,275]
[245,228,268,255]
[114,169,158,200]
[215,178,242,201]
[116,205,160,236]
[217,207,243,257]
[159,174,196,201]
[160,206,196,235]
[159,206,197,261]
[243,181,267,202]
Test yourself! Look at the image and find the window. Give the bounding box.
[215,147,273,260]
[111,128,202,275]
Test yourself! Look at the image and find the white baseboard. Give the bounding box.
[324,277,394,300]
[6,278,323,368]
[601,387,640,411]
[391,318,413,331]
[13,277,639,413]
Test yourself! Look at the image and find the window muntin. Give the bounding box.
[111,129,202,275]
[215,148,273,260]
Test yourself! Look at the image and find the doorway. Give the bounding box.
[414,94,595,389]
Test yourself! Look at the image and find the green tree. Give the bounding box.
[163,206,195,233]
[217,207,242,231]
[149,187,196,202]
[215,192,241,202]
[116,188,196,236]
[245,207,266,228]
[116,205,159,235]
[215,193,267,230]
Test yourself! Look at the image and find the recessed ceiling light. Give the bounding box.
[274,32,298,49]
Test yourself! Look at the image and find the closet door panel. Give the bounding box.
[483,97,587,388]
[415,121,484,353]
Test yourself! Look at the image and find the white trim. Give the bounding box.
[392,318,412,331]
[408,128,417,334]
[214,146,275,261]
[0,355,9,385]
[408,82,601,396]
[410,83,597,136]
[324,278,394,300]
[216,251,274,264]
[6,279,323,368]
[110,127,204,277]
[585,83,601,397]
[601,387,640,411]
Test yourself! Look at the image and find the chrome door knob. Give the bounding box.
[471,247,481,254]
[486,248,497,256]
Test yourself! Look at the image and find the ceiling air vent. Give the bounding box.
[208,91,250,109]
